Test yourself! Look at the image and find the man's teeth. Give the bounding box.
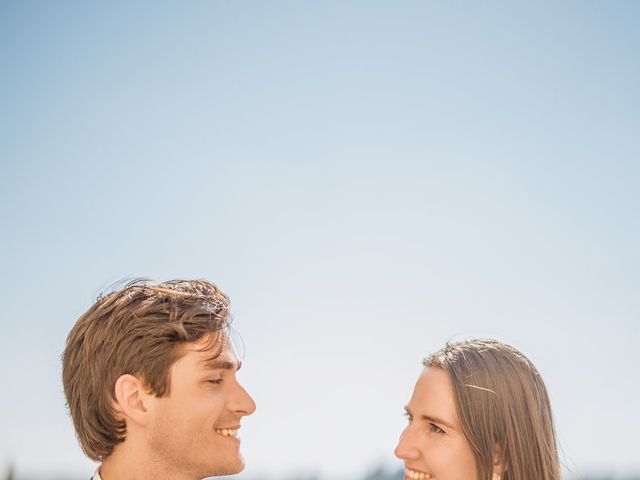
[215,428,238,437]
[405,468,433,479]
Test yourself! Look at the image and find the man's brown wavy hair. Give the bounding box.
[424,339,561,480]
[62,278,232,461]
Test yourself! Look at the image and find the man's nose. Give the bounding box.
[232,382,256,416]
[394,427,420,461]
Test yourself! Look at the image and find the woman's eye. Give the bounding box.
[429,423,445,434]
[209,378,223,385]
[403,412,413,422]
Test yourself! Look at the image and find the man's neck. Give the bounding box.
[100,446,199,480]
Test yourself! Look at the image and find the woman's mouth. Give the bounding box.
[405,467,433,479]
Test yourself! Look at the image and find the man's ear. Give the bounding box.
[113,374,152,427]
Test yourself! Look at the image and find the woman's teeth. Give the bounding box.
[406,468,433,479]
[215,428,238,437]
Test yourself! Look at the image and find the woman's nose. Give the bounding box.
[394,428,420,461]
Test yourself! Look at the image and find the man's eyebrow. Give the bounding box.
[201,358,242,371]
[404,405,456,431]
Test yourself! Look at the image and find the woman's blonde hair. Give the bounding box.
[424,339,561,480]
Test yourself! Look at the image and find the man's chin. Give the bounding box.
[210,457,245,477]
[227,461,245,475]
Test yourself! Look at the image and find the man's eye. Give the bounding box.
[429,423,445,434]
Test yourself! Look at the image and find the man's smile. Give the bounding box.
[215,425,240,437]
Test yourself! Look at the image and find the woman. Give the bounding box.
[395,339,561,480]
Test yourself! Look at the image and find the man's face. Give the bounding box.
[145,335,256,478]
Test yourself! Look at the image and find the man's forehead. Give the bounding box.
[194,342,241,370]
[178,333,241,369]
[182,332,225,353]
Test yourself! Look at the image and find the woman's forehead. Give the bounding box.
[409,367,460,425]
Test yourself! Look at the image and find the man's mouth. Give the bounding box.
[405,467,433,479]
[215,427,239,437]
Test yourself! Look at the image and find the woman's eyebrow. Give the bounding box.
[421,414,456,431]
[404,405,456,430]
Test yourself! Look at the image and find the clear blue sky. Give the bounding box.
[1,2,639,479]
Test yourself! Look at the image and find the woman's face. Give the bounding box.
[394,366,478,480]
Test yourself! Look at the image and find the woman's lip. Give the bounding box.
[404,467,433,479]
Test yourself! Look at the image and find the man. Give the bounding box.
[62,279,256,480]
